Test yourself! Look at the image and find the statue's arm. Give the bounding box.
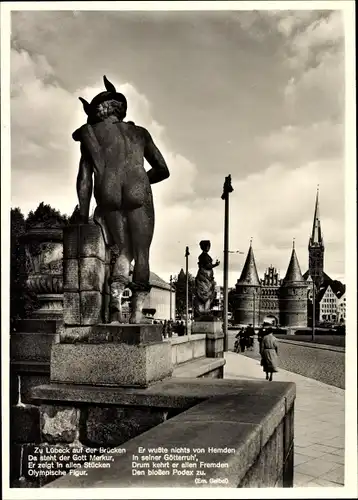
[141,128,170,184]
[76,146,93,223]
[203,255,220,270]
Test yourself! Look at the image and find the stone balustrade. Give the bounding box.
[28,379,295,488]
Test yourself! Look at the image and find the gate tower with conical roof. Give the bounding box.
[279,241,308,327]
[233,241,261,326]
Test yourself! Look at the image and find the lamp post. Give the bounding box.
[221,175,234,352]
[253,290,256,329]
[252,289,260,354]
[185,246,190,336]
[312,282,316,342]
[169,274,173,321]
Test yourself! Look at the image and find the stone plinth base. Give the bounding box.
[51,341,172,388]
[51,323,172,388]
[14,318,63,334]
[191,321,224,358]
[191,320,223,334]
[10,319,63,406]
[194,314,221,322]
[51,323,173,387]
[58,323,163,344]
[11,319,62,365]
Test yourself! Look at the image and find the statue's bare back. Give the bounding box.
[92,121,152,211]
[73,76,170,324]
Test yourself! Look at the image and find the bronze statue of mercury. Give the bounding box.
[72,76,170,324]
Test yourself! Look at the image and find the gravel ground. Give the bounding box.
[228,332,345,389]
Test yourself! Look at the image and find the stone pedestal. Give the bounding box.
[191,320,224,358]
[63,223,110,329]
[191,320,223,334]
[11,319,63,404]
[51,324,173,388]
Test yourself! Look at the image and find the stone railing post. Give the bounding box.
[62,222,110,341]
[191,320,225,359]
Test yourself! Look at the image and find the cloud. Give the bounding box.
[284,46,344,123]
[281,11,345,123]
[153,154,344,287]
[10,47,200,281]
[9,11,346,287]
[259,121,343,165]
[11,49,79,215]
[275,11,320,37]
[287,11,344,67]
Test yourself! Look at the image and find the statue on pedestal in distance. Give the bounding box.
[72,76,170,324]
[194,240,220,319]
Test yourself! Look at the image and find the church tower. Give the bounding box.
[233,241,261,326]
[308,188,324,289]
[280,241,308,327]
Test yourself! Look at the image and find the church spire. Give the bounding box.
[284,245,304,283]
[310,186,323,246]
[308,187,325,288]
[238,242,260,286]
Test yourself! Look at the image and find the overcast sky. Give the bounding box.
[10,7,346,286]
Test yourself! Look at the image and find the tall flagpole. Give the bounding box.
[221,175,234,352]
[312,281,316,342]
[169,274,173,321]
[185,246,190,336]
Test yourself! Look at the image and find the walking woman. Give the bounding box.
[260,327,279,381]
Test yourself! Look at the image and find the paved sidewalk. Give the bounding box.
[224,352,345,487]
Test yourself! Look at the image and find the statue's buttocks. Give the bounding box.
[73,76,169,324]
[91,120,152,211]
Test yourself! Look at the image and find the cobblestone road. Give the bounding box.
[228,332,345,389]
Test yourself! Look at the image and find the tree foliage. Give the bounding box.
[10,208,38,328]
[172,268,195,317]
[228,288,236,313]
[26,202,68,230]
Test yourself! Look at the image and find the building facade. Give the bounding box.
[303,189,346,325]
[336,292,346,323]
[319,285,338,322]
[212,285,224,314]
[122,271,176,321]
[232,242,308,328]
[232,190,345,328]
[259,266,281,324]
[318,283,346,323]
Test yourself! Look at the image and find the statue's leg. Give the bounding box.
[110,247,133,323]
[127,198,154,324]
[104,211,133,323]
